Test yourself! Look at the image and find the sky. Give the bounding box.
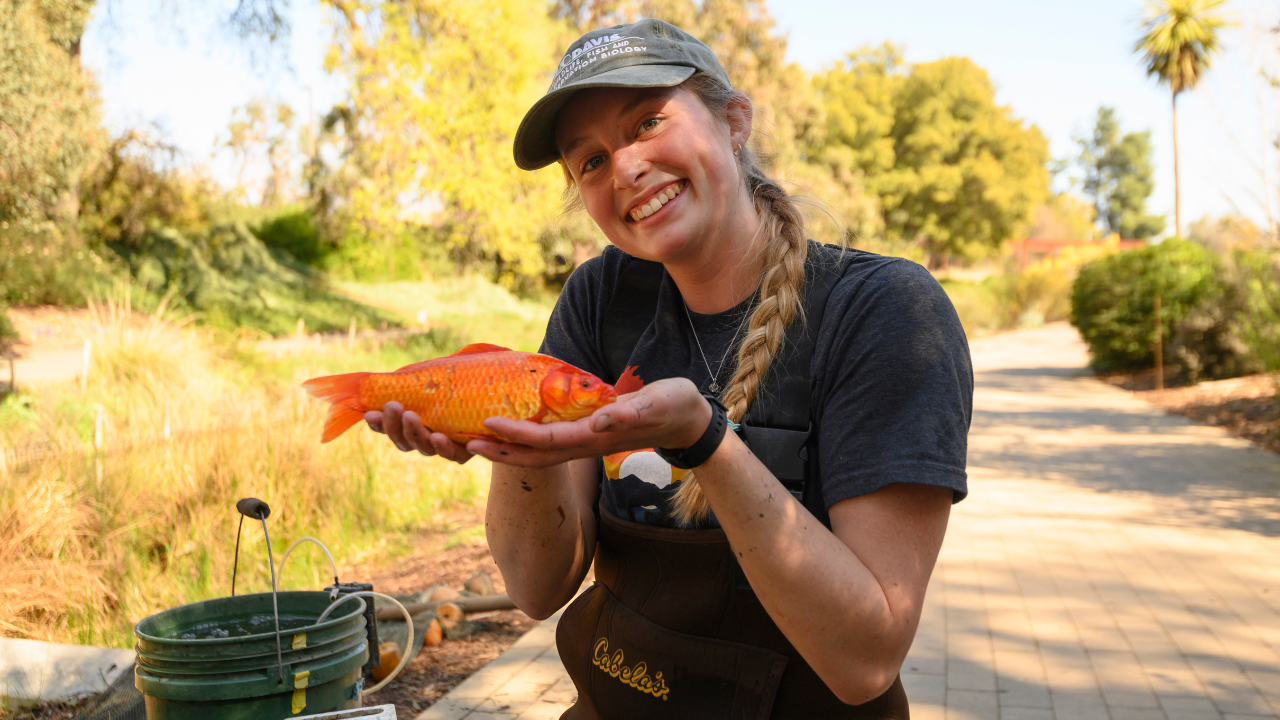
[81,0,1280,235]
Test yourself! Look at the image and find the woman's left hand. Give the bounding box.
[466,377,710,468]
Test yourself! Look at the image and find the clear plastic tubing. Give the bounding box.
[316,591,414,696]
[279,537,340,586]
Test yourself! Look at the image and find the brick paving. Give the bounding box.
[417,323,1280,720]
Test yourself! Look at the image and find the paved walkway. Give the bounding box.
[417,323,1280,720]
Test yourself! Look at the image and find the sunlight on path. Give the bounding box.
[418,323,1280,720]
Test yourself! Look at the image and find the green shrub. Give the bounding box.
[254,207,334,267]
[0,224,112,306]
[112,222,400,336]
[1226,248,1280,373]
[1070,239,1218,371]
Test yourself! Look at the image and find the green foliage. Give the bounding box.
[0,304,17,348]
[77,130,220,247]
[254,206,333,267]
[1070,239,1218,370]
[320,0,566,283]
[112,222,399,336]
[1172,248,1280,378]
[811,51,1050,262]
[941,267,1074,337]
[0,223,111,305]
[1077,107,1165,239]
[0,0,102,229]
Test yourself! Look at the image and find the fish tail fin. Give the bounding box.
[302,373,370,443]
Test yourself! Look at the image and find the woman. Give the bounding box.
[368,18,972,719]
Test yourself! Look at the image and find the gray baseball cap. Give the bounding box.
[512,18,732,171]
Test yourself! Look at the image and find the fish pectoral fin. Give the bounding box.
[526,407,550,423]
[615,365,644,394]
[450,343,511,356]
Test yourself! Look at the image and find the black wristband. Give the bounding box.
[654,394,729,470]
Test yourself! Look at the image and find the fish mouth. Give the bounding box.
[626,180,686,223]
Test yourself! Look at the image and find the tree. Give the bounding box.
[0,0,101,229]
[222,99,301,206]
[1077,107,1166,240]
[814,55,1048,264]
[1024,193,1096,241]
[1135,0,1229,238]
[321,0,567,281]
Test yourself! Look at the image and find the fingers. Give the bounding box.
[466,438,577,469]
[379,402,413,452]
[366,405,470,464]
[429,431,475,464]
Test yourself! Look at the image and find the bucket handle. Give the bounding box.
[317,591,414,695]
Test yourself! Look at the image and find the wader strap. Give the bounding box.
[601,257,665,383]
[738,246,854,512]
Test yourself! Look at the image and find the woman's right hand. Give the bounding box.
[365,401,475,464]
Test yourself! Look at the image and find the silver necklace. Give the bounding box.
[682,300,744,394]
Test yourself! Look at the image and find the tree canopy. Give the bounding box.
[811,49,1049,262]
[1076,107,1166,240]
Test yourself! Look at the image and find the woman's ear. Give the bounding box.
[725,91,754,152]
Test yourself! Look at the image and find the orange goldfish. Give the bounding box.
[302,343,618,444]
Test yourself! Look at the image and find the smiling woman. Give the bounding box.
[365,17,973,719]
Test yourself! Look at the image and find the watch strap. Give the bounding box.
[655,394,730,470]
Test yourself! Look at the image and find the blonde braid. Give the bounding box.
[669,143,810,525]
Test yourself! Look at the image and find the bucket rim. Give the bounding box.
[134,590,365,647]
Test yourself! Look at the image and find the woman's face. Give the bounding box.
[555,85,752,264]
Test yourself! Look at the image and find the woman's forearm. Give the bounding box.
[485,459,599,620]
[694,432,949,705]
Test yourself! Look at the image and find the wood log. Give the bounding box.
[375,593,516,622]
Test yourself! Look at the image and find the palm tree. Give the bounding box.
[1134,0,1229,238]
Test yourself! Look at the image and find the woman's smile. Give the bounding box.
[626,180,686,223]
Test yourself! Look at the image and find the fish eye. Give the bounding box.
[580,381,589,388]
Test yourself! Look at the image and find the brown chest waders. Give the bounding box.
[557,244,910,718]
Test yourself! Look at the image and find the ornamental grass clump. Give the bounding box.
[0,295,488,647]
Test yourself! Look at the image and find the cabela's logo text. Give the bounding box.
[591,637,670,700]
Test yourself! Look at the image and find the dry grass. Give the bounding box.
[0,291,497,648]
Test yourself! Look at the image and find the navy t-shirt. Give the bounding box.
[539,244,973,528]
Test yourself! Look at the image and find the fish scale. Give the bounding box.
[302,344,619,444]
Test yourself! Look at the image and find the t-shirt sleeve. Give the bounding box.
[814,259,973,506]
[538,255,612,381]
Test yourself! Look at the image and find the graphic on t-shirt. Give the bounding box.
[603,448,690,524]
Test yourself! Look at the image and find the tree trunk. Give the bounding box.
[1172,89,1181,238]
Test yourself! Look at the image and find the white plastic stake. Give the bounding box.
[417,309,427,326]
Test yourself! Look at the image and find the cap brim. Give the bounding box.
[513,64,697,171]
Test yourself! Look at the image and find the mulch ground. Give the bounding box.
[1098,369,1280,454]
[354,524,542,718]
[4,505,541,720]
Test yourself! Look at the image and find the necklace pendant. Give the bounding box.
[709,380,720,394]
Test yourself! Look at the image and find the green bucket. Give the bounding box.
[134,591,369,720]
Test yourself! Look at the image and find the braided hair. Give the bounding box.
[555,73,814,525]
[668,72,810,525]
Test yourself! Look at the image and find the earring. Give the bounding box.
[733,145,740,156]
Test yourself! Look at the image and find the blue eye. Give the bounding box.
[582,154,604,173]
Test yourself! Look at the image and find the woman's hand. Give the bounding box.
[365,402,476,464]
[466,377,710,468]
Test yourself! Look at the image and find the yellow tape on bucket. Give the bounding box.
[291,670,311,714]
[292,633,307,650]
